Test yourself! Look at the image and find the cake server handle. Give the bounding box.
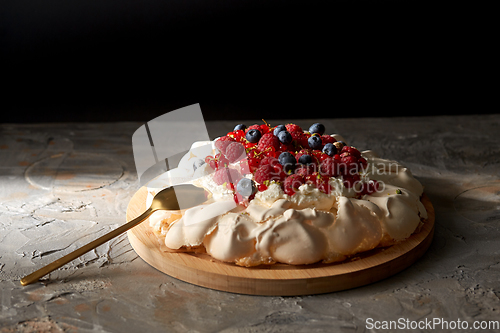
[20,207,154,286]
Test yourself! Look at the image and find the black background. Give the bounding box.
[2,0,492,122]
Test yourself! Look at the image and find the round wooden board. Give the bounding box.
[127,187,435,296]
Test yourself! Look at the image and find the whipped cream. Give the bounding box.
[147,138,428,266]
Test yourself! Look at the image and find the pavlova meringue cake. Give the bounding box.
[144,122,428,266]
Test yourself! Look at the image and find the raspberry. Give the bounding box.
[246,124,262,134]
[224,142,246,163]
[215,136,235,154]
[285,123,302,133]
[279,142,294,152]
[254,164,282,184]
[321,135,336,145]
[297,133,310,149]
[301,172,331,193]
[319,156,339,177]
[343,174,360,188]
[358,157,368,169]
[260,156,280,168]
[341,155,359,173]
[257,133,280,152]
[283,174,304,196]
[295,164,316,177]
[341,146,361,158]
[363,179,380,195]
[213,167,242,186]
[316,174,331,194]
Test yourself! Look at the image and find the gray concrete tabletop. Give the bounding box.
[1,115,499,332]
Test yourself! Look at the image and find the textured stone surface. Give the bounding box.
[1,115,499,332]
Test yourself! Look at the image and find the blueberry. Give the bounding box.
[322,143,337,156]
[278,131,292,144]
[236,178,257,197]
[298,154,313,165]
[234,124,246,131]
[246,129,261,143]
[273,125,286,136]
[278,152,296,172]
[309,123,325,135]
[308,135,322,150]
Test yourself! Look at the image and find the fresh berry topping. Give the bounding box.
[315,174,331,194]
[254,164,281,184]
[246,129,262,143]
[277,130,293,144]
[236,178,257,197]
[224,142,246,163]
[279,142,294,152]
[247,157,261,173]
[363,179,379,195]
[228,130,246,142]
[213,167,243,186]
[319,156,339,177]
[259,124,271,134]
[295,164,315,177]
[298,154,313,165]
[273,125,286,136]
[215,153,229,169]
[309,123,325,135]
[234,124,246,131]
[321,135,336,145]
[285,123,302,133]
[343,174,360,188]
[278,151,296,173]
[341,146,361,158]
[297,133,310,148]
[283,174,304,196]
[308,135,323,150]
[215,136,235,154]
[257,133,281,152]
[358,157,368,169]
[341,155,359,172]
[334,141,346,151]
[260,156,280,168]
[277,130,291,144]
[205,155,218,170]
[322,143,337,156]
